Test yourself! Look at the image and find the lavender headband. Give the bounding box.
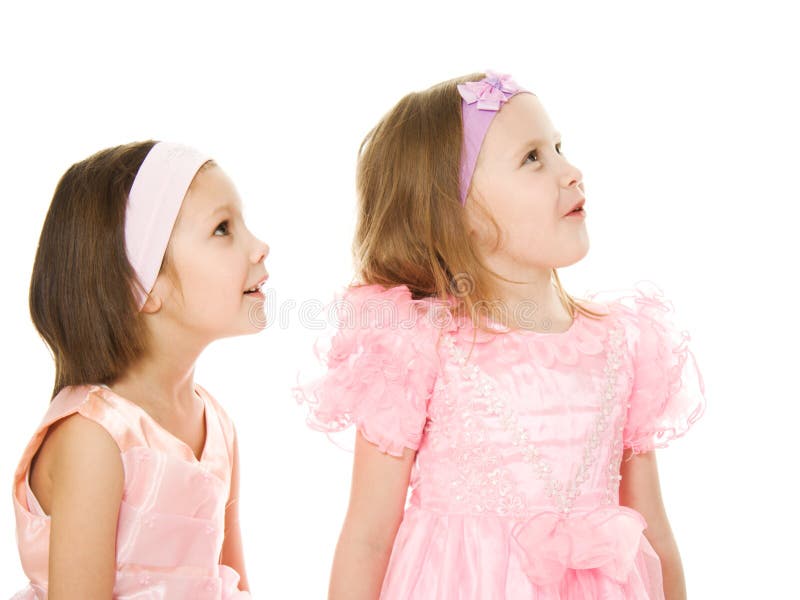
[125,141,211,311]
[457,71,531,205]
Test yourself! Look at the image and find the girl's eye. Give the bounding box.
[214,220,230,236]
[524,143,563,165]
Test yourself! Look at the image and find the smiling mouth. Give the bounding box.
[243,277,268,295]
[244,275,269,296]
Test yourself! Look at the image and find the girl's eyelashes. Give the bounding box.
[525,149,539,164]
[214,220,230,236]
[523,143,563,165]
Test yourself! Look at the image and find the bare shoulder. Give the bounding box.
[38,413,123,594]
[31,412,123,515]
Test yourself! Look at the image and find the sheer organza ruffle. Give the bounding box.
[457,301,613,369]
[586,281,707,454]
[293,283,448,457]
[295,281,707,457]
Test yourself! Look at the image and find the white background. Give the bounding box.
[1,0,797,597]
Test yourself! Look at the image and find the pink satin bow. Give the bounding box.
[457,71,521,110]
[510,505,647,587]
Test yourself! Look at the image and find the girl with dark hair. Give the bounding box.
[13,141,267,598]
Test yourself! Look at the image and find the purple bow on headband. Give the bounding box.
[457,70,531,205]
[457,71,522,111]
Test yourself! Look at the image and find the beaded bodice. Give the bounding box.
[408,315,632,518]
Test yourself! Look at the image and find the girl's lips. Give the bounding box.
[243,274,269,294]
[564,207,586,218]
[564,198,586,216]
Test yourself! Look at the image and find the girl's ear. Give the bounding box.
[464,191,496,248]
[145,252,183,314]
[140,292,163,314]
[464,203,481,236]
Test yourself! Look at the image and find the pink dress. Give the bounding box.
[11,383,249,599]
[295,281,707,599]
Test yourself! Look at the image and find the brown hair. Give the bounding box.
[353,73,607,338]
[30,140,158,399]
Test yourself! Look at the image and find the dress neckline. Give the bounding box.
[484,309,582,337]
[445,300,615,368]
[439,290,589,338]
[96,383,211,464]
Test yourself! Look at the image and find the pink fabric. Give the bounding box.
[612,284,707,454]
[11,383,249,599]
[298,283,441,457]
[125,142,210,311]
[295,280,707,599]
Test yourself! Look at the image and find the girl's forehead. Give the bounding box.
[496,95,552,136]
[178,167,242,224]
[484,95,559,154]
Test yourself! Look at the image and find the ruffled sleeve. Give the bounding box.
[611,282,707,454]
[293,283,443,458]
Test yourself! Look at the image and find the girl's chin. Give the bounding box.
[245,301,268,331]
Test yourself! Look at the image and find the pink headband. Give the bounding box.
[457,71,531,205]
[125,142,211,311]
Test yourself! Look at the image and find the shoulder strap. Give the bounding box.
[196,383,236,467]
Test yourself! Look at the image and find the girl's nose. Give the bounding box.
[251,239,269,263]
[560,159,584,191]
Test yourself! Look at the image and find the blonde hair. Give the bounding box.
[353,73,608,339]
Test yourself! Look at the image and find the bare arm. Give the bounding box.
[220,432,249,591]
[619,449,686,600]
[38,414,123,599]
[329,431,415,600]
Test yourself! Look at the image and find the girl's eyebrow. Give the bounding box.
[207,202,242,220]
[516,132,562,154]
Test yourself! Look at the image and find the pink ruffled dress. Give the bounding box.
[11,383,249,599]
[295,281,706,599]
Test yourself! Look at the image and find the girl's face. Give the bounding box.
[467,93,588,272]
[150,164,270,343]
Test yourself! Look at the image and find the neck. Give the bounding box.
[108,325,206,412]
[479,257,572,332]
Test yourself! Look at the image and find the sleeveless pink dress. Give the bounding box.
[295,281,707,600]
[11,382,249,599]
